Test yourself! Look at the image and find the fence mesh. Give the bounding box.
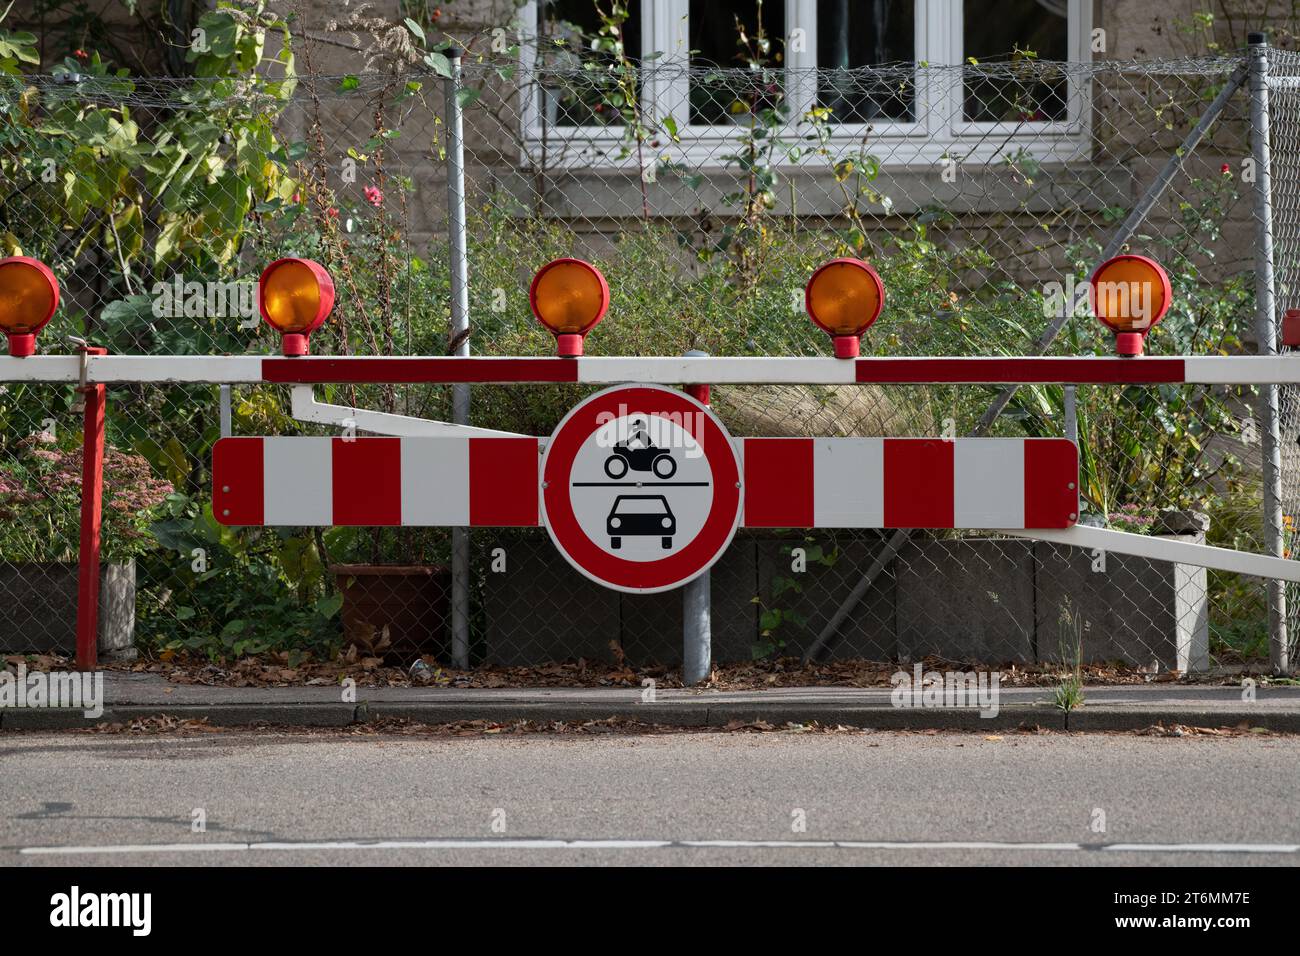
[0,35,1287,681]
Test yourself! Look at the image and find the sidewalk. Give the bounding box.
[3,671,1299,731]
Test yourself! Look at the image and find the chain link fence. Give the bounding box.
[0,40,1290,681]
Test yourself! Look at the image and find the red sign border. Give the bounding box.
[541,384,742,593]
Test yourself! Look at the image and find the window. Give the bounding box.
[689,0,786,125]
[520,0,1091,166]
[817,0,916,123]
[963,0,1070,122]
[535,0,642,127]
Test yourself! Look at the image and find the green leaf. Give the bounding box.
[316,592,343,618]
[404,17,426,43]
[338,74,359,92]
[455,87,481,109]
[424,51,451,78]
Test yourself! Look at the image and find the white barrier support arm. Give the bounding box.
[289,385,523,438]
[999,525,1300,583]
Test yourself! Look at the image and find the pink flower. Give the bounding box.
[364,186,384,207]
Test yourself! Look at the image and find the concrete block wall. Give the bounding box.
[0,562,136,660]
[480,532,1210,671]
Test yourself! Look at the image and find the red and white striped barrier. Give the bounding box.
[213,436,542,527]
[742,437,1078,529]
[6,353,1300,386]
[214,435,1078,530]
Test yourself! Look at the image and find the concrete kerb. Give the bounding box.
[1063,707,1300,733]
[5,696,1300,732]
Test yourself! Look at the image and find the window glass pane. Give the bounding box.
[817,0,915,122]
[963,0,1069,122]
[689,0,786,125]
[538,0,642,126]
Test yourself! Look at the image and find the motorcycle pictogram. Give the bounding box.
[603,420,677,479]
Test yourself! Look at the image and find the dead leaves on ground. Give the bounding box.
[93,652,1233,693]
[1135,721,1277,738]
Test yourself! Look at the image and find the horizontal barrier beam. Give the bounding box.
[3,354,1300,386]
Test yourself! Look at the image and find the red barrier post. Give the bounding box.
[75,346,108,671]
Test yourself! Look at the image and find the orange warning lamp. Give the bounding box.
[258,258,335,356]
[529,258,609,357]
[0,257,60,357]
[1089,255,1171,357]
[805,258,885,358]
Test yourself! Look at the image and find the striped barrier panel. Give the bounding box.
[213,435,1078,530]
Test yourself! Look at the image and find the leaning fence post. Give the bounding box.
[75,345,108,671]
[683,351,712,685]
[1249,33,1290,674]
[803,60,1251,664]
[446,46,472,670]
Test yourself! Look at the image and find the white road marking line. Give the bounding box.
[833,841,1083,851]
[1102,843,1300,853]
[18,838,1300,856]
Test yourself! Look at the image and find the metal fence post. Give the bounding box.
[447,47,472,670]
[1249,33,1290,674]
[683,351,711,685]
[219,384,232,437]
[1063,385,1078,445]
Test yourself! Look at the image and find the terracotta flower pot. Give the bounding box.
[330,564,451,663]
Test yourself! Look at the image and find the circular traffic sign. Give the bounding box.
[541,384,743,593]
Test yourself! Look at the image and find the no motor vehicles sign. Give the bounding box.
[540,384,743,593]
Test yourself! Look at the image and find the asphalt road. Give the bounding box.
[3,729,1298,866]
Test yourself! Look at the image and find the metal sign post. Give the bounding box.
[446,46,473,670]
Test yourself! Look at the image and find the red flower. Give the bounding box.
[1220,163,1232,175]
[326,207,339,218]
[73,49,89,60]
[364,185,384,207]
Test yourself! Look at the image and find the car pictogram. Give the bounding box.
[606,494,676,549]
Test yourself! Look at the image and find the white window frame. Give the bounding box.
[518,0,1092,170]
